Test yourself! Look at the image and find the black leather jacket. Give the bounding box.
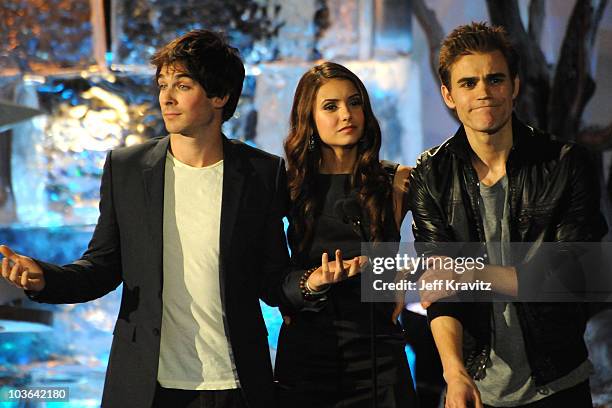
[407,116,608,386]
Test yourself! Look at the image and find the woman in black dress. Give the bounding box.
[275,62,417,407]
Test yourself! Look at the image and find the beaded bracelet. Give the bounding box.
[299,267,330,300]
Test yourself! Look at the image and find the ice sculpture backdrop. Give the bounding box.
[0,1,419,406]
[1,1,611,407]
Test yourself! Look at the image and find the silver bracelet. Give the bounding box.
[305,279,330,295]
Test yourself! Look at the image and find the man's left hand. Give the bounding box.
[418,256,475,309]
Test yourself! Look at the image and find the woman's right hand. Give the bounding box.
[306,250,366,291]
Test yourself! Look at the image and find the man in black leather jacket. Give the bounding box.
[407,22,608,408]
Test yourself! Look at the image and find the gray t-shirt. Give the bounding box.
[475,176,592,407]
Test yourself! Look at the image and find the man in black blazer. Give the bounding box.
[0,30,289,408]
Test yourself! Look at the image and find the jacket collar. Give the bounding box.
[142,133,243,169]
[139,133,250,297]
[141,133,248,227]
[445,114,537,163]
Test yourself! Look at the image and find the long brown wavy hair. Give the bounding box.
[284,62,392,251]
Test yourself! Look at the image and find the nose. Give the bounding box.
[477,81,493,99]
[340,104,353,121]
[159,88,176,106]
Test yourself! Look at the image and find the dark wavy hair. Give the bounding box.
[284,62,392,251]
[438,22,519,89]
[150,29,245,122]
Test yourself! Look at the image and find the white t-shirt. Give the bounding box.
[157,152,239,390]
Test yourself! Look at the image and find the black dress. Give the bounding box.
[275,174,417,408]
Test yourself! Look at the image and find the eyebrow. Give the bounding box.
[456,72,507,85]
[157,73,194,81]
[320,93,361,103]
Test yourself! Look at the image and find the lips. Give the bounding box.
[163,112,181,118]
[338,125,357,132]
[472,105,498,111]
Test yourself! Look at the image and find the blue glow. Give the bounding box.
[372,88,386,99]
[38,83,65,93]
[61,89,74,100]
[260,301,282,352]
[405,344,417,388]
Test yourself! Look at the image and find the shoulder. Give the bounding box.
[556,140,591,163]
[110,136,167,162]
[556,141,597,180]
[523,126,592,169]
[227,140,287,191]
[393,165,412,194]
[410,142,452,185]
[416,142,451,167]
[380,160,410,191]
[228,138,284,167]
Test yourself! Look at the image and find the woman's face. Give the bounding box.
[313,78,365,150]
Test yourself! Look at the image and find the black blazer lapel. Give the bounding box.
[219,137,247,268]
[142,136,169,285]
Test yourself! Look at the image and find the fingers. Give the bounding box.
[357,255,369,268]
[321,252,330,282]
[473,391,483,408]
[0,244,16,260]
[21,269,30,288]
[418,270,434,308]
[9,260,21,285]
[318,250,363,286]
[1,246,17,281]
[418,267,457,307]
[317,251,346,287]
[6,260,29,289]
[0,248,44,292]
[333,250,345,281]
[1,257,10,279]
[425,256,437,270]
[444,378,481,408]
[347,257,359,277]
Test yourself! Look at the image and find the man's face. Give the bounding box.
[441,50,519,136]
[157,63,227,137]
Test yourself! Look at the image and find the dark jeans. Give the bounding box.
[152,383,248,408]
[483,380,592,408]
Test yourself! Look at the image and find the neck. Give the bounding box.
[319,145,358,174]
[169,130,223,168]
[465,118,513,185]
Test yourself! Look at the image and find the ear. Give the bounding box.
[212,94,230,109]
[512,76,520,100]
[441,84,456,110]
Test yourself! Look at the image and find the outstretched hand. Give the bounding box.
[0,245,46,292]
[307,250,368,292]
[444,370,483,408]
[418,256,473,309]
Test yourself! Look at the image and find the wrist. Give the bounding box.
[306,279,329,294]
[469,264,481,282]
[306,273,325,292]
[443,366,469,382]
[300,268,329,300]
